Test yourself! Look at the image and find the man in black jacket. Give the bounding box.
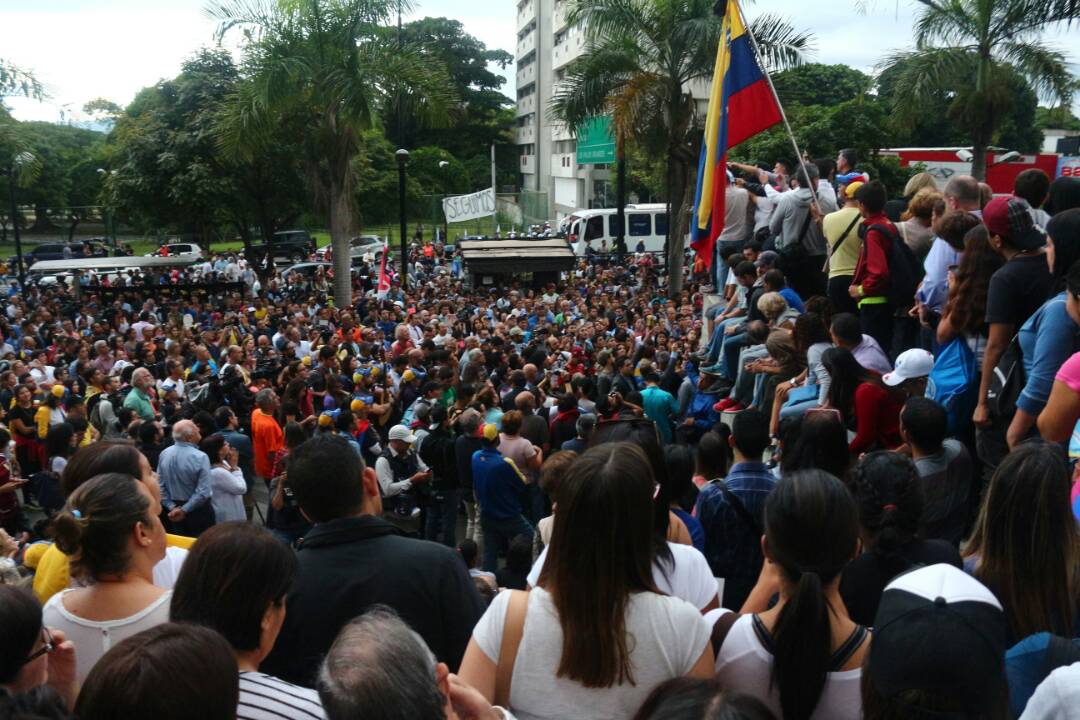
[261,434,484,687]
[420,403,459,547]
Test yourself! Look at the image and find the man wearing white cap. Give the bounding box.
[882,349,935,401]
[374,424,431,534]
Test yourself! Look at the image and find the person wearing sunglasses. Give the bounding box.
[0,584,77,712]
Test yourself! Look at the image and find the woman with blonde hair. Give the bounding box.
[899,189,943,260]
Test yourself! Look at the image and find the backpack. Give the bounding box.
[865,223,922,308]
[987,334,1025,421]
[930,337,978,434]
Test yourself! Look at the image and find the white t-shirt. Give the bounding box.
[42,589,172,684]
[714,614,862,720]
[474,587,710,720]
[528,541,718,610]
[1020,662,1080,719]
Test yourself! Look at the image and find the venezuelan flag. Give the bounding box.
[690,0,782,269]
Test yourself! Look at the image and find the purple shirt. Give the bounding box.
[853,335,892,375]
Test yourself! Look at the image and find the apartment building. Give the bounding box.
[515,0,712,222]
[515,0,613,222]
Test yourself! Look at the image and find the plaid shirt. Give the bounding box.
[694,461,776,584]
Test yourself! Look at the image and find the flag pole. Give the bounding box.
[732,1,820,215]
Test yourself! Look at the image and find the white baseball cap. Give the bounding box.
[388,425,417,443]
[883,349,935,387]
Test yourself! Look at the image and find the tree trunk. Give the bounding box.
[971,117,992,181]
[67,216,79,242]
[329,177,353,308]
[666,156,691,299]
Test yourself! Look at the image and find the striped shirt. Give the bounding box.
[238,671,326,720]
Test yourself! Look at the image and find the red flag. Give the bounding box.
[377,241,391,299]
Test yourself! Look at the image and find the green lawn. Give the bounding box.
[0,219,502,259]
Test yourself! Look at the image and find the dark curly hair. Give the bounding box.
[941,224,1004,338]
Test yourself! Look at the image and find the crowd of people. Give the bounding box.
[1,156,1080,719]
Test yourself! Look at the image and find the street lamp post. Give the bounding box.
[396,148,410,291]
[438,160,450,244]
[6,168,25,294]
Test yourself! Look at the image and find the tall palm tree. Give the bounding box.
[881,0,1079,180]
[550,0,811,296]
[208,0,455,305]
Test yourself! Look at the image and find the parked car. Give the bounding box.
[315,234,383,261]
[11,241,109,267]
[145,243,204,259]
[245,230,317,266]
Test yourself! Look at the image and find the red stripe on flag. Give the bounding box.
[727,79,781,149]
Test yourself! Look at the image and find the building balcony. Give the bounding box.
[520,155,536,174]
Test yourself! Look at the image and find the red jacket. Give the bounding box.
[852,214,895,298]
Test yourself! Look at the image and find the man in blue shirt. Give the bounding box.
[641,372,679,444]
[471,423,534,572]
[159,419,216,536]
[694,409,776,610]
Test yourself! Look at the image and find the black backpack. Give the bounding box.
[864,223,923,308]
[987,334,1026,421]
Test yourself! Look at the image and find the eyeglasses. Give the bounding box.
[23,627,54,665]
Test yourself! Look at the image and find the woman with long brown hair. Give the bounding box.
[936,224,1005,363]
[963,442,1080,643]
[457,443,713,718]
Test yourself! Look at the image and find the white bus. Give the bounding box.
[564,203,687,255]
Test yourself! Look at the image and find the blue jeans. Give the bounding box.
[480,513,535,572]
[720,332,749,380]
[706,317,743,364]
[424,490,459,548]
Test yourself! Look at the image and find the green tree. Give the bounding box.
[1036,105,1080,131]
[771,63,871,107]
[0,59,44,100]
[210,0,455,305]
[550,0,811,296]
[880,0,1078,179]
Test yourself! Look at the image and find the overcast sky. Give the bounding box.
[3,0,1078,124]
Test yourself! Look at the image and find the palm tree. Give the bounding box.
[208,0,455,305]
[0,113,43,289]
[550,0,811,296]
[881,0,1079,180]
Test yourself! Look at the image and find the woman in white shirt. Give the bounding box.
[200,434,248,523]
[459,442,714,720]
[43,470,170,684]
[713,469,866,720]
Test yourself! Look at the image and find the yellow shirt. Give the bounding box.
[31,533,196,603]
[823,207,864,278]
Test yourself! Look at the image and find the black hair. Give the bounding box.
[765,470,859,720]
[457,538,479,569]
[138,421,160,445]
[664,444,697,512]
[762,269,787,290]
[76,623,238,720]
[829,313,861,346]
[633,677,778,720]
[0,585,42,684]
[696,428,732,481]
[822,347,874,421]
[45,422,75,461]
[900,397,947,453]
[288,435,364,522]
[838,149,858,169]
[170,523,297,652]
[731,409,770,459]
[735,261,757,278]
[855,180,888,214]
[1047,176,1080,215]
[505,534,534,576]
[199,434,227,464]
[1049,209,1080,288]
[853,452,922,571]
[779,413,851,482]
[1014,168,1051,208]
[213,406,234,429]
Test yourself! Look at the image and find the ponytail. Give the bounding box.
[764,470,859,720]
[854,452,922,575]
[771,569,833,720]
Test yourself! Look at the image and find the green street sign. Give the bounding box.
[576,116,616,165]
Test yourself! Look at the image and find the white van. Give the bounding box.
[564,203,682,255]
